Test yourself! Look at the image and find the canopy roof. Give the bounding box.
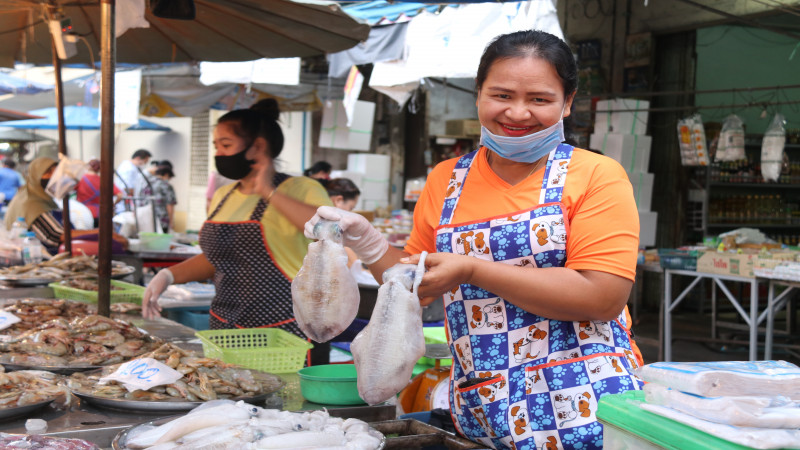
[2,106,171,131]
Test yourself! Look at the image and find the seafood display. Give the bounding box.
[58,278,125,291]
[0,252,135,283]
[111,302,142,315]
[292,219,360,343]
[0,369,70,410]
[0,314,162,368]
[0,433,99,449]
[119,400,383,449]
[68,343,283,404]
[2,298,93,336]
[351,263,426,405]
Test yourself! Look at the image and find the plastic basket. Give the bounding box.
[658,248,699,271]
[49,279,145,304]
[195,328,313,374]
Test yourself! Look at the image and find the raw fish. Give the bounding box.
[292,219,360,343]
[351,262,426,405]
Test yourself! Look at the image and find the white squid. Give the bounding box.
[351,255,427,405]
[292,219,360,343]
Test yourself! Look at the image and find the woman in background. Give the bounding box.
[325,177,360,212]
[142,99,333,365]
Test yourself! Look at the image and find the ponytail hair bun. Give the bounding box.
[250,98,280,122]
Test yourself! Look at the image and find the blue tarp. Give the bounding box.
[2,106,171,131]
[342,1,439,24]
[0,73,53,95]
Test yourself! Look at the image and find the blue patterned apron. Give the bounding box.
[436,145,642,450]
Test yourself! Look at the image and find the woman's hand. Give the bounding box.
[402,252,475,304]
[112,233,129,251]
[142,269,174,319]
[304,206,389,265]
[252,152,277,200]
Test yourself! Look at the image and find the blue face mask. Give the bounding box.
[480,116,566,164]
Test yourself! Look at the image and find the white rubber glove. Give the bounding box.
[142,269,174,319]
[304,206,389,265]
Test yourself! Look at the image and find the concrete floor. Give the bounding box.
[632,306,800,367]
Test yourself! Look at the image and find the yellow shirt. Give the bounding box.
[207,176,332,278]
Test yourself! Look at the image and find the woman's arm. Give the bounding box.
[266,191,321,231]
[166,204,175,230]
[164,253,216,285]
[406,252,631,321]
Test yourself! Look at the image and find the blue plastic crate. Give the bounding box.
[165,307,210,330]
[658,248,699,271]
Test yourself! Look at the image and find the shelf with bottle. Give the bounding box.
[708,157,800,185]
[707,193,800,226]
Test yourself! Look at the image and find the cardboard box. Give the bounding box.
[639,211,657,247]
[445,119,481,137]
[594,98,649,135]
[696,251,795,278]
[629,172,654,211]
[590,133,652,173]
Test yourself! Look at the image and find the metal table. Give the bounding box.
[764,278,800,360]
[664,269,762,361]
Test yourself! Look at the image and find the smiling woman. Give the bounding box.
[304,30,643,450]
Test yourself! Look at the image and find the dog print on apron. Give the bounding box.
[436,145,642,450]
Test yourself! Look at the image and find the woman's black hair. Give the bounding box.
[475,30,580,146]
[326,178,361,201]
[217,98,284,158]
[303,161,332,177]
[155,166,175,178]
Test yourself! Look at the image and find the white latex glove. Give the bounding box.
[304,206,389,265]
[142,269,174,319]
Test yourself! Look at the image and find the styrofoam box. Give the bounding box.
[628,172,654,212]
[639,210,658,248]
[590,133,652,173]
[347,153,390,179]
[594,98,649,135]
[360,180,390,201]
[358,197,389,211]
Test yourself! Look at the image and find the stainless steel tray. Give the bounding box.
[0,399,54,421]
[0,362,102,375]
[112,415,386,449]
[71,369,285,413]
[0,275,60,286]
[73,390,275,413]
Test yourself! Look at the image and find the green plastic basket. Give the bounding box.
[49,280,145,305]
[195,328,313,374]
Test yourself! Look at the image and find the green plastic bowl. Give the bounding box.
[297,364,365,405]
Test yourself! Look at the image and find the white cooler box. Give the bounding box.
[590,133,652,174]
[628,172,654,212]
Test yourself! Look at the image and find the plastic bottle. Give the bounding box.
[9,217,26,242]
[21,232,42,265]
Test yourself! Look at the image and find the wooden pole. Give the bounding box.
[97,0,116,317]
[51,35,71,255]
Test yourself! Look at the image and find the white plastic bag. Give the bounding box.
[716,114,746,161]
[635,360,800,400]
[644,383,800,429]
[676,114,709,166]
[45,155,88,200]
[761,113,786,182]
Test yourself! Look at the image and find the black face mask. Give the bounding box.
[215,148,254,180]
[40,178,50,191]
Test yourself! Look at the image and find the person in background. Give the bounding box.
[76,159,123,228]
[305,30,642,449]
[147,165,177,233]
[303,161,332,186]
[5,157,128,254]
[325,177,361,212]
[141,99,333,365]
[206,170,235,213]
[115,149,151,213]
[0,159,22,205]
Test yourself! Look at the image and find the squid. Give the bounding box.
[351,254,427,405]
[291,219,360,343]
